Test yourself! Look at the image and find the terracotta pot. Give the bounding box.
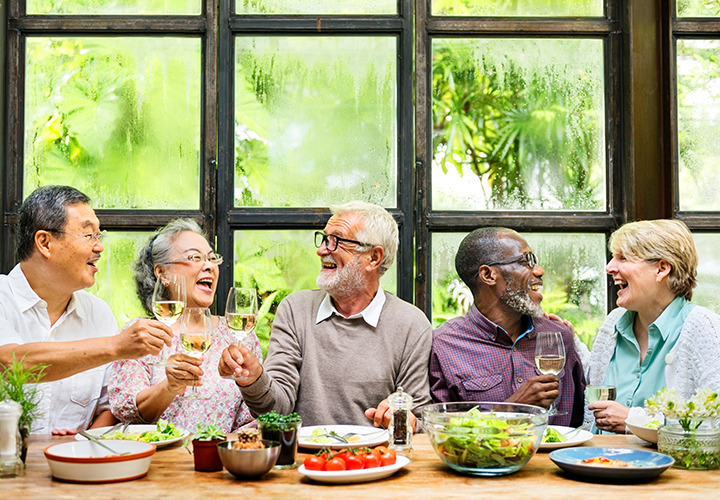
[192,439,224,472]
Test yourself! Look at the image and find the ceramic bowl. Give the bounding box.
[423,401,547,476]
[44,440,156,483]
[217,440,280,478]
[625,415,662,444]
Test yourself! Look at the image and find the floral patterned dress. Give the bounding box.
[108,316,262,433]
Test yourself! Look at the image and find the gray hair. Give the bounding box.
[134,218,206,315]
[455,227,520,294]
[329,201,398,276]
[16,185,91,262]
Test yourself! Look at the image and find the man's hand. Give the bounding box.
[113,318,173,359]
[505,374,559,409]
[218,343,262,386]
[364,398,418,432]
[51,428,78,436]
[589,400,630,433]
[164,353,205,394]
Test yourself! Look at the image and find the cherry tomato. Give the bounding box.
[325,456,347,471]
[363,450,381,469]
[379,448,396,466]
[303,455,326,471]
[344,453,364,470]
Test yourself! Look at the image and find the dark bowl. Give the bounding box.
[217,439,280,478]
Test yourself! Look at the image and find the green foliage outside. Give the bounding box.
[431,0,602,17]
[24,37,201,208]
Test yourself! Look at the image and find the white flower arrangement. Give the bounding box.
[645,387,720,431]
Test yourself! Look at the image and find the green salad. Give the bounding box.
[431,407,538,469]
[644,420,662,429]
[105,419,184,443]
[541,427,567,444]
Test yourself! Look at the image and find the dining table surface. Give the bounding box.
[3,431,720,499]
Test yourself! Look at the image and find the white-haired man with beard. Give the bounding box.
[429,227,585,426]
[218,201,432,429]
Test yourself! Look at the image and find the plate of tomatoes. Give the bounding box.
[298,445,410,484]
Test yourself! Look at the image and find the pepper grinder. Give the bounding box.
[388,387,413,454]
[0,399,23,478]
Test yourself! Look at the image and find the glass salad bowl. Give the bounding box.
[422,402,547,476]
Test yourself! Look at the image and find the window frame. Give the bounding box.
[413,0,626,313]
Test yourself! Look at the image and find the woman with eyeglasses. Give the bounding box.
[108,219,262,433]
[571,219,720,433]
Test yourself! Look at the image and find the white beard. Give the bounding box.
[500,271,544,318]
[316,253,367,299]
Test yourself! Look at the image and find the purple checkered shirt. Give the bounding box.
[429,305,586,427]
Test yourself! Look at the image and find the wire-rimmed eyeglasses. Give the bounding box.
[169,251,224,266]
[314,231,374,253]
[49,229,107,243]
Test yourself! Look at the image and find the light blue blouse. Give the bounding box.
[605,296,694,407]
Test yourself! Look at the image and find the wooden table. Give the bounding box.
[3,433,719,499]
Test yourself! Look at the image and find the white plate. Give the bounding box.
[625,416,662,444]
[76,425,190,448]
[298,425,389,450]
[538,425,594,451]
[298,455,410,484]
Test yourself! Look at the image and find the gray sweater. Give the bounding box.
[240,289,433,426]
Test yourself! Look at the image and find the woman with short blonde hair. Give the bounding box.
[577,219,720,433]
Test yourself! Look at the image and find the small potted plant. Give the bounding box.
[0,356,46,464]
[185,423,227,472]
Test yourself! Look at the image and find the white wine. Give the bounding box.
[534,355,566,375]
[226,313,257,333]
[153,300,184,325]
[585,385,617,403]
[181,333,211,356]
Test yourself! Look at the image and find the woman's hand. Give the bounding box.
[544,312,576,335]
[589,400,630,433]
[164,353,204,395]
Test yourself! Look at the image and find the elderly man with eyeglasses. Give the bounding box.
[429,227,586,427]
[219,201,432,430]
[0,185,173,434]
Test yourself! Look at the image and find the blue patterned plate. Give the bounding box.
[549,446,674,480]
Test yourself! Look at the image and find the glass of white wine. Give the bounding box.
[224,287,258,381]
[585,385,617,434]
[179,307,213,400]
[151,273,186,367]
[534,331,566,416]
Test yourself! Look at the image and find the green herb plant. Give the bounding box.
[0,355,47,432]
[183,423,227,453]
[256,411,301,431]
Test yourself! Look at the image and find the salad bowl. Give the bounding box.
[422,401,547,476]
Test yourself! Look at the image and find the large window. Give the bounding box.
[3,1,720,351]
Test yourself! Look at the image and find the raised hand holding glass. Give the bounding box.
[179,307,213,400]
[223,287,258,381]
[534,331,566,416]
[151,273,186,367]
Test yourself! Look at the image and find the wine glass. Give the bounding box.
[151,273,186,367]
[223,287,258,381]
[179,307,213,400]
[585,383,617,434]
[534,331,566,416]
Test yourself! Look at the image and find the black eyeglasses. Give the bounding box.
[482,252,539,270]
[314,231,374,253]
